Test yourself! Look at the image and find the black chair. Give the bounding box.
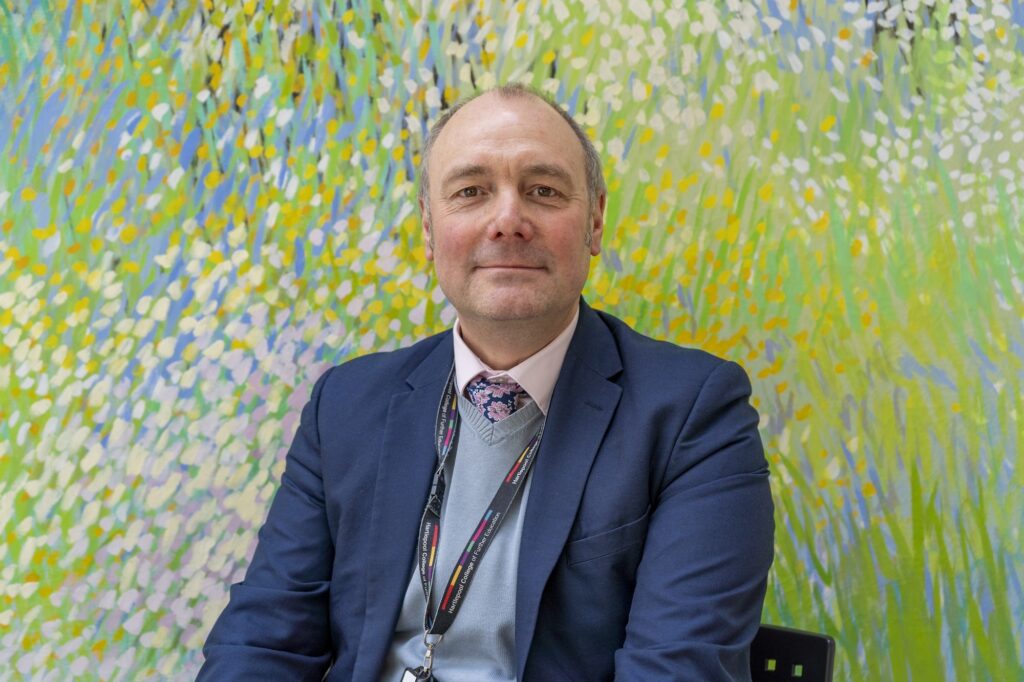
[750,624,835,682]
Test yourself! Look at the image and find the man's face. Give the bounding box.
[421,93,605,334]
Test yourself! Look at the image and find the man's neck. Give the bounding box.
[457,310,576,370]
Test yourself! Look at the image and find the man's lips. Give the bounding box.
[475,264,545,270]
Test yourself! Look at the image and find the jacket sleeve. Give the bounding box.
[614,360,775,681]
[198,368,336,681]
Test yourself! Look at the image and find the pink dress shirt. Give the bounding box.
[452,309,580,415]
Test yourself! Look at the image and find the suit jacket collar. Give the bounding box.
[563,298,623,379]
[406,331,456,388]
[514,299,623,677]
[354,333,453,679]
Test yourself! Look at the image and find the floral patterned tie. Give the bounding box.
[465,375,528,422]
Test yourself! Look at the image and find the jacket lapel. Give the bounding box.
[515,302,623,678]
[354,335,453,679]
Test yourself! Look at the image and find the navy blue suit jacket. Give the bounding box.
[199,301,774,681]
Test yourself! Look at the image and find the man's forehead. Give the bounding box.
[431,93,585,173]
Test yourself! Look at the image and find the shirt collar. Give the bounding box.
[452,308,579,415]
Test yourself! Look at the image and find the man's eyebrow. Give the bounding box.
[441,164,489,188]
[521,163,575,187]
[441,162,577,190]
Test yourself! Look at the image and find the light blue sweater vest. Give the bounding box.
[379,394,544,681]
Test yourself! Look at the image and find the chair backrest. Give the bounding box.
[750,624,835,682]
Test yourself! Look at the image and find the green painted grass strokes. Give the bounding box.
[715,7,1022,682]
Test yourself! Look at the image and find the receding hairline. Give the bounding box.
[429,89,584,175]
[418,84,606,211]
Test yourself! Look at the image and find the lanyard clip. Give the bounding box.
[422,632,443,672]
[426,493,443,517]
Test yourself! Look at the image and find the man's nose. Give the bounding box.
[487,189,534,241]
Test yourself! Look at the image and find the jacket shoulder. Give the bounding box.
[593,309,738,384]
[319,330,451,397]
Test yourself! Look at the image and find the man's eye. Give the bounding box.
[456,187,480,198]
[534,186,558,198]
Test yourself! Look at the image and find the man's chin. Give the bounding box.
[466,295,552,322]
[468,295,579,329]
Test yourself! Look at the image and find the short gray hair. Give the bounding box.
[417,84,606,215]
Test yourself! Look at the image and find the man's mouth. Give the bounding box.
[478,264,543,269]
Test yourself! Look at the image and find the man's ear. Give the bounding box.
[589,192,607,257]
[420,196,434,261]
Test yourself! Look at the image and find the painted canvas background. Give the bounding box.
[1,0,1022,679]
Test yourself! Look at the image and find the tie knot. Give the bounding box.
[465,375,527,422]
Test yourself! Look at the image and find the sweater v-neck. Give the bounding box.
[455,393,544,446]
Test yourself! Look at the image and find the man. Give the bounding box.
[200,84,774,681]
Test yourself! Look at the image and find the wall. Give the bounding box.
[1,0,1021,679]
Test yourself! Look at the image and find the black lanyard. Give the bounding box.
[416,366,544,640]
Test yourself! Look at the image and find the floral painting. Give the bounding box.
[1,1,1021,679]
